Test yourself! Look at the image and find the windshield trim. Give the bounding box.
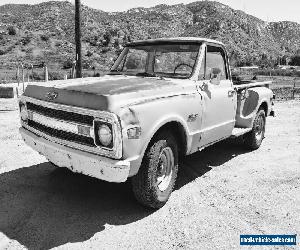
[110,42,202,80]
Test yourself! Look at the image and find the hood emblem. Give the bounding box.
[46,91,58,101]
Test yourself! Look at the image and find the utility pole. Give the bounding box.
[75,0,82,78]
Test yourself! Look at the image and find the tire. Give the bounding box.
[244,109,266,150]
[131,131,178,209]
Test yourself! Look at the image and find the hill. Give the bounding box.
[0,0,299,73]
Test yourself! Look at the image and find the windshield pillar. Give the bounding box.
[146,51,155,74]
[190,43,206,81]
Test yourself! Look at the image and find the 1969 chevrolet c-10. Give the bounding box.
[19,37,274,208]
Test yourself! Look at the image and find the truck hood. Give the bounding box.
[24,75,193,112]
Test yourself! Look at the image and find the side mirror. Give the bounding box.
[200,81,208,91]
[209,67,221,85]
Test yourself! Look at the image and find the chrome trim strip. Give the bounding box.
[29,111,80,135]
[20,96,123,159]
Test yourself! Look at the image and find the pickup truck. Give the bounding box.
[19,37,274,208]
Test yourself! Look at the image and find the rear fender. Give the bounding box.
[235,87,272,128]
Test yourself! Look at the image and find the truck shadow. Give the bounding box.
[0,163,152,250]
[176,138,250,189]
[0,138,250,249]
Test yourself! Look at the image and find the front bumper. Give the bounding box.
[20,127,130,182]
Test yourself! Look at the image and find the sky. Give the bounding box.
[0,0,299,24]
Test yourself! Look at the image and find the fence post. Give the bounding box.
[44,65,48,82]
[31,64,34,81]
[21,64,25,92]
[292,77,296,99]
[27,67,30,82]
[16,64,20,87]
[71,61,76,79]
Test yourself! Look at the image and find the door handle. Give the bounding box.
[228,90,235,97]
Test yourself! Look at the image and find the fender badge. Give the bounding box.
[46,91,58,101]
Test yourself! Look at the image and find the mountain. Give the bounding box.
[0,0,299,72]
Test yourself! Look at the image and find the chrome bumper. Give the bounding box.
[20,127,130,182]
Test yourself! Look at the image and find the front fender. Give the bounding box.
[121,92,202,176]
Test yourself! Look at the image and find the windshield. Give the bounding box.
[110,43,200,79]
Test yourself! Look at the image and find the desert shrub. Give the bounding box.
[32,71,43,80]
[101,47,110,54]
[86,50,93,57]
[102,32,112,46]
[40,34,50,41]
[48,71,64,80]
[82,71,94,78]
[20,36,31,46]
[114,38,120,48]
[256,69,297,77]
[55,41,62,47]
[86,35,100,46]
[7,26,17,35]
[62,59,74,69]
[289,55,300,66]
[0,49,6,55]
[82,60,93,69]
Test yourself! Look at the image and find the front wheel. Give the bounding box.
[244,109,266,149]
[131,132,178,209]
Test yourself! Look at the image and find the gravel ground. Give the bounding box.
[0,98,299,250]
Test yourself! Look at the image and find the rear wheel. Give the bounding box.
[244,109,266,149]
[131,132,178,208]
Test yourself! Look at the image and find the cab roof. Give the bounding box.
[127,37,225,46]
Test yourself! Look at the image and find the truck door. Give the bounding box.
[196,44,236,147]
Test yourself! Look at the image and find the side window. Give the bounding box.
[206,46,227,80]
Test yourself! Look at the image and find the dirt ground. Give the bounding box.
[0,98,299,250]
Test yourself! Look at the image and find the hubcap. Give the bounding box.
[255,114,265,141]
[157,147,174,192]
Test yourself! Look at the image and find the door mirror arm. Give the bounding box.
[199,81,208,91]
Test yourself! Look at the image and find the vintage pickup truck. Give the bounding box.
[19,37,274,208]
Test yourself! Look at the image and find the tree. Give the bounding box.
[289,55,300,66]
[103,31,112,46]
[62,59,73,69]
[7,26,17,35]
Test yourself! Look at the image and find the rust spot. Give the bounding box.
[187,113,198,122]
[67,154,71,159]
[100,169,104,175]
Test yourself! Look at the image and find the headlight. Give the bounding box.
[20,104,28,122]
[98,124,112,147]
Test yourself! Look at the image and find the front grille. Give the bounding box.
[27,102,94,125]
[28,120,95,147]
[21,96,122,159]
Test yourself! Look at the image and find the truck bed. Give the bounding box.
[233,80,272,89]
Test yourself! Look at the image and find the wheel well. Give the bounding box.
[150,121,187,158]
[259,102,268,116]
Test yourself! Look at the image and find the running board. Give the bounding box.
[230,127,252,138]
